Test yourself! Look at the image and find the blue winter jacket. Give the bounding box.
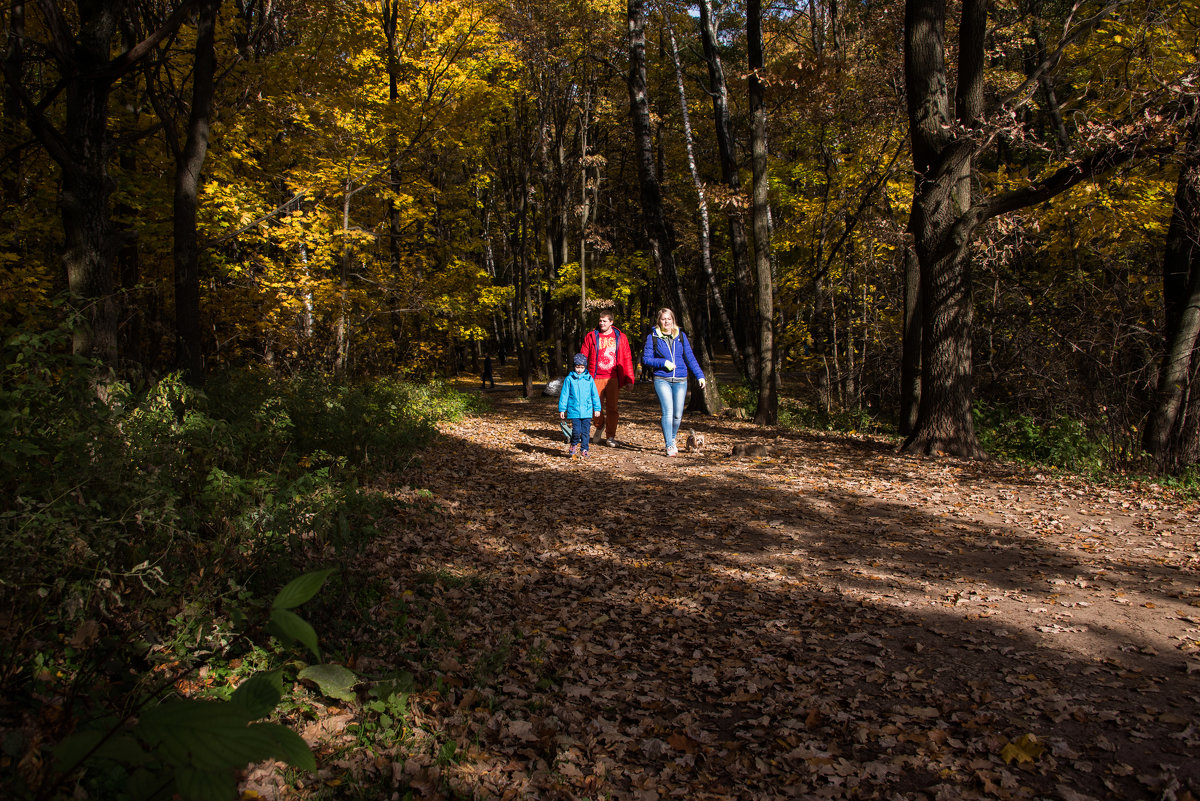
[558,369,602,418]
[643,327,704,381]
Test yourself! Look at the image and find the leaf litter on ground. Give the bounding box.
[245,382,1200,801]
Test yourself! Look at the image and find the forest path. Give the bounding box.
[274,380,1200,800]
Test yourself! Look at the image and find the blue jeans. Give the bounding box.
[653,378,688,448]
[570,418,592,450]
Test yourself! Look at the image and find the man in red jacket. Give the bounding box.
[580,311,636,447]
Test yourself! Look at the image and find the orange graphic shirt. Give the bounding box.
[593,332,617,379]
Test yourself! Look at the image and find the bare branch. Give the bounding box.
[110,0,201,78]
[203,191,308,248]
[995,0,1127,115]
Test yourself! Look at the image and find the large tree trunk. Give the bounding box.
[627,0,719,413]
[897,0,1144,457]
[172,0,217,383]
[61,26,120,366]
[5,1,196,369]
[901,0,985,458]
[748,0,777,425]
[1144,115,1200,471]
[698,0,759,382]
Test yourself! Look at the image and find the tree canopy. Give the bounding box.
[1,0,1197,468]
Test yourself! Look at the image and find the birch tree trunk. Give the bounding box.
[627,0,719,412]
[698,0,759,382]
[667,22,741,386]
[334,177,352,379]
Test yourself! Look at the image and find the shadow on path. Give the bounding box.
[327,392,1200,801]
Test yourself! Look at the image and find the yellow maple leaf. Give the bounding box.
[1000,733,1046,765]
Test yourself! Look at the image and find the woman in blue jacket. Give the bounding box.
[643,308,705,456]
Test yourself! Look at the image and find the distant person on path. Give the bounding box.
[482,356,495,389]
[580,310,637,447]
[643,307,705,457]
[558,353,602,458]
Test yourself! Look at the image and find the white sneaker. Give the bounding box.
[605,438,618,447]
[666,445,678,457]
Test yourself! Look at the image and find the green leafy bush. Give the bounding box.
[0,329,477,799]
[777,399,892,434]
[718,380,756,417]
[719,380,892,435]
[973,401,1106,473]
[46,570,346,801]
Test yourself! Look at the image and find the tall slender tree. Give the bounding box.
[748,0,777,424]
[698,0,759,381]
[144,0,219,382]
[626,0,719,411]
[666,20,742,382]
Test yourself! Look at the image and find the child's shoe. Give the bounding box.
[567,444,578,457]
[581,449,589,458]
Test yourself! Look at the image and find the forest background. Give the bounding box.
[2,0,1198,468]
[1,0,1199,798]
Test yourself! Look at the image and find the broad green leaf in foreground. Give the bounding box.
[298,663,359,703]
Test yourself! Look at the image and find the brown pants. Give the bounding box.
[593,377,620,438]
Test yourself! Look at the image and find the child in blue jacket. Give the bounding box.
[558,353,602,457]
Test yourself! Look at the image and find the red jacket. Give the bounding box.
[581,327,636,387]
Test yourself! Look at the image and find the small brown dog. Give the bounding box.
[685,429,705,453]
[731,443,773,458]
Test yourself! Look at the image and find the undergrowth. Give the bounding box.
[0,326,483,799]
[972,400,1107,475]
[718,380,893,435]
[719,380,1199,494]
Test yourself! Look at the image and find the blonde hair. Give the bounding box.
[656,308,679,337]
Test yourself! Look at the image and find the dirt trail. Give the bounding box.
[266,382,1200,801]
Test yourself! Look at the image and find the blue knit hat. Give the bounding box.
[573,353,587,367]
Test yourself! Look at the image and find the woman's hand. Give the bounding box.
[697,378,706,388]
[664,360,675,371]
[559,411,566,419]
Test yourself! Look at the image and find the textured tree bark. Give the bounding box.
[901,0,984,457]
[4,1,197,368]
[698,0,759,382]
[627,0,719,413]
[900,0,1138,457]
[748,0,777,425]
[61,11,121,366]
[382,0,405,279]
[1144,116,1200,471]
